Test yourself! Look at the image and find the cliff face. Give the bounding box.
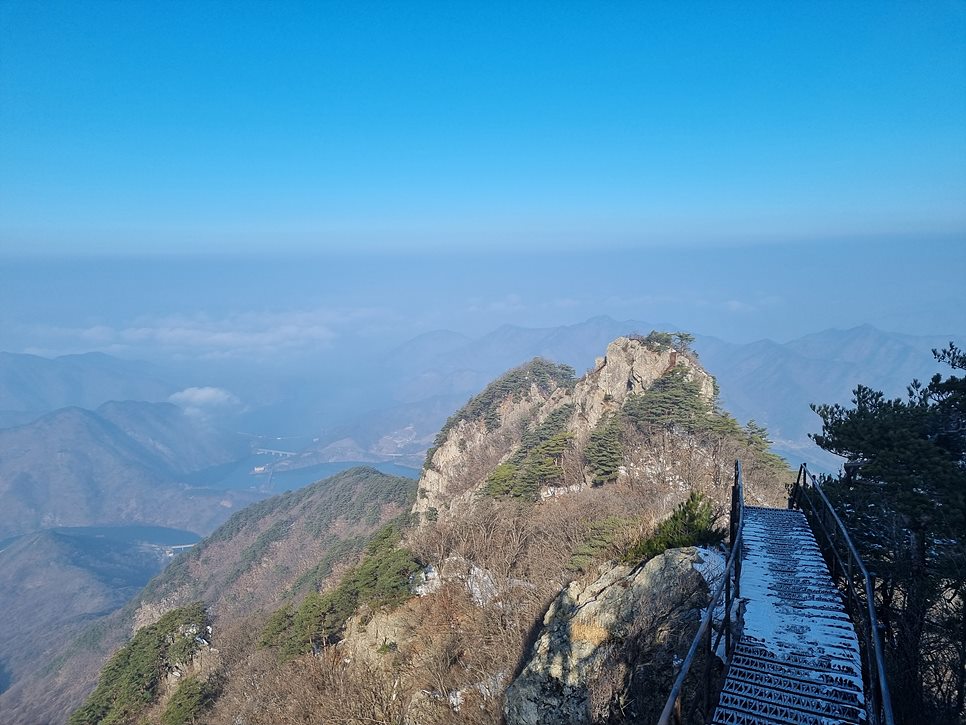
[579,337,715,427]
[415,337,718,517]
[414,385,566,516]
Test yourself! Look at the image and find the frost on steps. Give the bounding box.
[712,507,865,725]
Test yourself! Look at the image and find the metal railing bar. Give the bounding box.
[792,465,895,725]
[656,461,744,725]
[656,527,743,725]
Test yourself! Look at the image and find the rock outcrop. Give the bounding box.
[504,547,712,725]
[415,337,716,517]
[414,386,564,516]
[573,337,715,436]
[411,555,499,606]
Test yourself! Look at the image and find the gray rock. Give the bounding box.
[504,547,710,725]
[413,337,716,516]
[411,556,498,606]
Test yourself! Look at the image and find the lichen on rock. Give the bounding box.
[504,547,713,725]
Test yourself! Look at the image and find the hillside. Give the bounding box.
[68,335,790,725]
[0,401,257,723]
[0,528,177,715]
[14,467,415,725]
[0,403,258,540]
[95,400,248,474]
[135,467,416,623]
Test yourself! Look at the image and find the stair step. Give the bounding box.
[710,506,866,724]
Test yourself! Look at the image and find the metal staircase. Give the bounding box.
[657,462,894,725]
[711,506,865,724]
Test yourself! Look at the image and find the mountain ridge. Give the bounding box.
[0,401,260,540]
[0,351,175,426]
[297,318,957,472]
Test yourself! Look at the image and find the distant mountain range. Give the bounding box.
[0,401,257,540]
[695,324,956,467]
[0,352,175,428]
[2,319,957,476]
[297,318,957,471]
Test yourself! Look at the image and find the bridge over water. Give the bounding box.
[659,463,894,725]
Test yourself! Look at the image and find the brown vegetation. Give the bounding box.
[68,338,793,724]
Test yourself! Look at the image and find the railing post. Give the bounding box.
[826,509,838,580]
[733,461,742,601]
[790,463,804,509]
[704,622,713,717]
[734,557,740,602]
[844,548,855,617]
[730,467,739,547]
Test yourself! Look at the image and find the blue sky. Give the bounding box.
[0,3,963,353]
[1,1,964,255]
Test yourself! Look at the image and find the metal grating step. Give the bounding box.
[734,644,863,674]
[725,662,865,707]
[718,676,864,720]
[713,692,862,725]
[711,506,866,724]
[728,652,862,685]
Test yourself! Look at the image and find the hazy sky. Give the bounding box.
[0,3,963,354]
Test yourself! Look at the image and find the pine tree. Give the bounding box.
[585,414,623,485]
[812,343,966,723]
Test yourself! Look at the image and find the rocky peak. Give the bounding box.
[413,336,717,517]
[574,336,715,434]
[414,359,575,516]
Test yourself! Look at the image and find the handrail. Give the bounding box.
[790,464,895,725]
[657,460,744,725]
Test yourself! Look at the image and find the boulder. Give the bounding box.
[504,547,711,725]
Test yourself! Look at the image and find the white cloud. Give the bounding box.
[169,386,240,408]
[117,311,336,352]
[725,299,757,313]
[169,386,242,418]
[548,297,581,309]
[467,293,526,313]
